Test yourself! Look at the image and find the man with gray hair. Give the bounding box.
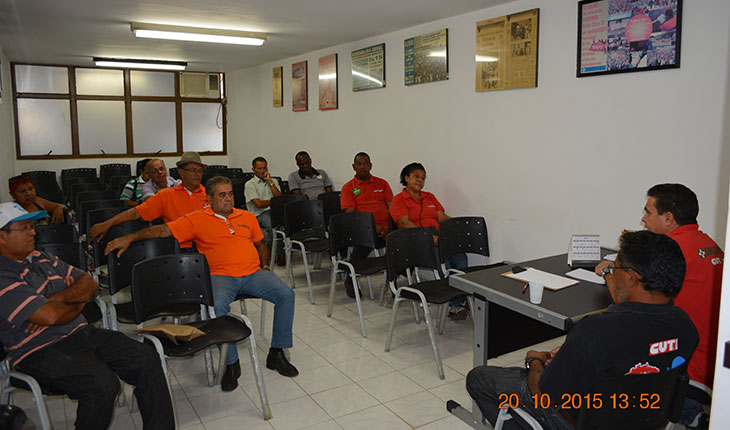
[139,158,180,201]
[105,176,298,392]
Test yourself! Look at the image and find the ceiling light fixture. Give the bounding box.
[93,57,188,70]
[131,22,266,46]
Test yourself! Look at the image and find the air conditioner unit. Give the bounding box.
[180,72,221,98]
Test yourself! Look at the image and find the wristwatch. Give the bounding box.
[525,357,545,369]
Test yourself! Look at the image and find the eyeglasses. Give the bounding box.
[601,263,637,277]
[2,221,37,233]
[181,167,204,174]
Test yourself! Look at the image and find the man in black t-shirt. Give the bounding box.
[466,231,699,429]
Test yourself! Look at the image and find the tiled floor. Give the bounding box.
[11,260,567,430]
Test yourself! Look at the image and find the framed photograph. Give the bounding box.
[404,29,448,86]
[577,0,682,77]
[292,61,307,112]
[475,8,539,92]
[319,54,338,110]
[352,43,385,92]
[272,66,283,107]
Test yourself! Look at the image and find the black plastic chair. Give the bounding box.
[99,163,131,185]
[108,175,133,197]
[495,368,689,430]
[317,191,343,228]
[169,167,180,180]
[224,167,244,178]
[33,183,65,205]
[61,168,97,193]
[439,217,502,274]
[77,199,125,236]
[130,254,271,421]
[202,165,228,186]
[0,350,61,430]
[107,237,181,331]
[230,177,246,210]
[384,228,467,380]
[327,212,387,337]
[68,182,105,208]
[284,199,329,304]
[21,170,58,186]
[272,177,288,194]
[35,224,78,246]
[74,190,116,215]
[269,194,307,269]
[90,216,146,276]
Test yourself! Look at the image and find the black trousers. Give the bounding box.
[16,326,174,430]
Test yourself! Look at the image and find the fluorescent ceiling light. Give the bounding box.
[93,57,187,70]
[131,23,266,46]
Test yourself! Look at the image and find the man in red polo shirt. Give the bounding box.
[339,152,394,297]
[89,152,208,249]
[105,176,298,392]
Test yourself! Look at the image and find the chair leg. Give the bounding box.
[494,408,509,430]
[385,296,402,352]
[327,263,337,317]
[422,300,445,380]
[367,276,375,300]
[214,345,229,385]
[246,324,272,419]
[353,275,367,338]
[438,303,449,335]
[412,302,421,324]
[284,240,294,287]
[259,300,266,338]
[269,236,277,270]
[205,347,216,387]
[379,272,388,306]
[301,248,315,304]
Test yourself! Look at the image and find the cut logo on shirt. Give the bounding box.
[649,338,678,356]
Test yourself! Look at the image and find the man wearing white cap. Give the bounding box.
[0,203,173,430]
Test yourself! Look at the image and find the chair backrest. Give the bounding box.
[74,190,117,214]
[78,199,126,236]
[36,242,86,271]
[230,177,246,209]
[270,194,307,228]
[317,191,343,227]
[108,237,179,295]
[272,177,287,193]
[99,163,131,184]
[68,182,105,207]
[385,227,439,283]
[35,224,78,245]
[438,216,490,263]
[22,170,58,186]
[225,167,245,178]
[169,167,180,180]
[91,218,148,268]
[33,183,65,204]
[203,165,228,185]
[108,175,134,196]
[328,212,379,256]
[131,254,213,324]
[574,368,688,429]
[284,199,326,236]
[61,168,97,192]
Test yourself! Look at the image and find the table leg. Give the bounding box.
[448,294,491,429]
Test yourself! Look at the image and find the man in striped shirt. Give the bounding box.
[0,202,173,430]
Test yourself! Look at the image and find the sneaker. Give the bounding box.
[266,348,299,377]
[221,360,241,392]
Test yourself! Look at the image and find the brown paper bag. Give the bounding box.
[134,324,205,345]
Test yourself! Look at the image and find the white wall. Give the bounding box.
[0,46,16,203]
[225,0,730,264]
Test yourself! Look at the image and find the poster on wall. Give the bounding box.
[404,29,448,86]
[273,66,283,107]
[475,8,539,92]
[292,61,307,111]
[577,0,682,77]
[351,43,385,92]
[318,54,338,110]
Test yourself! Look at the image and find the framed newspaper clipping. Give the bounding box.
[351,43,385,92]
[319,54,338,110]
[273,66,283,107]
[404,29,448,86]
[577,0,682,77]
[292,61,307,112]
[475,8,539,92]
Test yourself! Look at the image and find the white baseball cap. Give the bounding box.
[0,202,47,230]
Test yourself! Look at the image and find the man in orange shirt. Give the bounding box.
[89,152,209,249]
[105,176,297,392]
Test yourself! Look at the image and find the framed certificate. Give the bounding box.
[292,61,307,111]
[318,54,338,110]
[352,43,385,92]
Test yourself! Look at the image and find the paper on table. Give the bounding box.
[603,253,617,262]
[566,268,605,285]
[502,267,579,291]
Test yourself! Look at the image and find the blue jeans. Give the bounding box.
[211,270,295,364]
[16,326,174,430]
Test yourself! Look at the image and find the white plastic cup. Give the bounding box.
[529,281,544,304]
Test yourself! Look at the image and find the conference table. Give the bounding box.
[447,251,614,429]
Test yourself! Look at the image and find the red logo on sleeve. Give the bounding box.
[626,362,660,375]
[649,338,678,356]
